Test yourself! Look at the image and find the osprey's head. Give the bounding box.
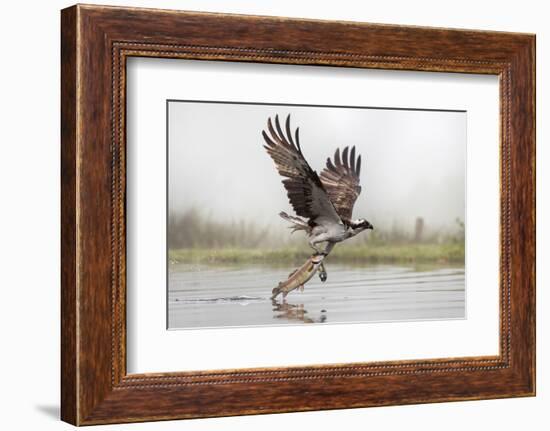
[351,218,374,233]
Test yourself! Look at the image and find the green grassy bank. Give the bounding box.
[169,242,464,265]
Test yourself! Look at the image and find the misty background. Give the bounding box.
[168,101,465,251]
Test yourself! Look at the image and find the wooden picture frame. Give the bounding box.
[61,4,535,425]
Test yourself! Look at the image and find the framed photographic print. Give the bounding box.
[61,4,535,425]
[164,100,466,330]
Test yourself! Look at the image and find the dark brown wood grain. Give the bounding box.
[60,5,78,425]
[61,4,535,425]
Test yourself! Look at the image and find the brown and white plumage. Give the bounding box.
[262,114,341,225]
[320,146,362,222]
[262,113,373,255]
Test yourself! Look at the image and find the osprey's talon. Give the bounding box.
[318,263,328,282]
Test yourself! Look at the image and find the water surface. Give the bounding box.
[168,263,465,329]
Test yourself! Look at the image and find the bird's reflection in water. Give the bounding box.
[271,299,327,324]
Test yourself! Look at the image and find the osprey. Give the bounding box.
[262,114,374,258]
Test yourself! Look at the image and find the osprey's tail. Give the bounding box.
[279,212,310,234]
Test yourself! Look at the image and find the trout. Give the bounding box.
[271,254,326,300]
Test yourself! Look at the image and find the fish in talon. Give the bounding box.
[271,253,326,300]
[262,113,373,297]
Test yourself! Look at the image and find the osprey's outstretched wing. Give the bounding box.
[319,146,362,221]
[262,114,341,225]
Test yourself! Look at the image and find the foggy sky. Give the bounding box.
[168,102,466,232]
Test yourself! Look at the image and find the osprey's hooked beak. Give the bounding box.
[357,220,373,230]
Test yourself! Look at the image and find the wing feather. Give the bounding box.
[262,114,341,224]
[320,145,362,221]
